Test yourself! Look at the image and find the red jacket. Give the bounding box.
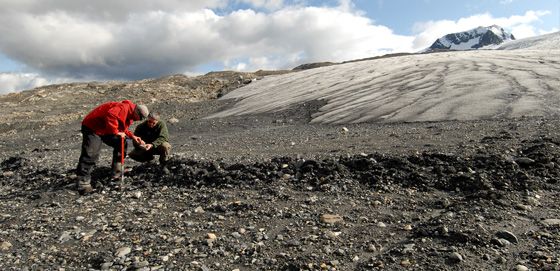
[82,100,137,137]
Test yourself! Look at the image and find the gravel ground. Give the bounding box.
[1,90,560,270]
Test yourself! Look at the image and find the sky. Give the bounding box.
[0,0,558,94]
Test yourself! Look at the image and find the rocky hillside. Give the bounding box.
[0,70,288,140]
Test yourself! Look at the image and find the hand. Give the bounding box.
[144,144,153,151]
[133,136,144,145]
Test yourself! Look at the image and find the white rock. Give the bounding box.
[0,241,12,250]
[115,247,131,258]
[194,206,205,213]
[542,219,560,226]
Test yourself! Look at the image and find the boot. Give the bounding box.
[112,162,122,179]
[76,176,93,195]
[159,158,170,175]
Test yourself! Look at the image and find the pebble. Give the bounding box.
[450,252,463,263]
[496,230,518,243]
[400,259,411,266]
[320,214,343,224]
[100,262,112,270]
[207,233,217,240]
[59,232,72,243]
[115,247,131,258]
[133,191,142,199]
[194,207,205,213]
[134,261,149,268]
[515,264,529,271]
[514,157,534,166]
[541,219,560,226]
[1,241,12,250]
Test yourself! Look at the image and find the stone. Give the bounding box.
[194,207,205,213]
[115,247,131,258]
[541,219,560,226]
[134,261,149,268]
[320,214,343,224]
[207,233,217,240]
[450,252,463,263]
[496,230,518,243]
[0,241,12,250]
[133,191,142,199]
[100,262,112,270]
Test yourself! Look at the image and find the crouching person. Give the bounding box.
[128,112,171,172]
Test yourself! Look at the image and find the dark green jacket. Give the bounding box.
[134,120,169,148]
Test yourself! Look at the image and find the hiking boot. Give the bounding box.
[161,166,170,175]
[78,184,94,195]
[76,176,94,195]
[112,162,123,178]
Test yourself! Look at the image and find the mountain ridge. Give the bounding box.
[427,25,515,51]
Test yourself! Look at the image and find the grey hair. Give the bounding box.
[148,112,160,120]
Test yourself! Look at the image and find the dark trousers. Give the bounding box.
[76,125,128,178]
[128,142,171,165]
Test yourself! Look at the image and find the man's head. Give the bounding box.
[147,112,160,128]
[134,104,149,121]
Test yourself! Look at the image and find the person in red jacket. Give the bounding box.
[76,100,149,194]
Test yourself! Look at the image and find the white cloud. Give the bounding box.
[0,0,555,93]
[411,10,553,50]
[0,73,54,94]
[0,1,414,80]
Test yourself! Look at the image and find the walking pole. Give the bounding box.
[121,135,125,190]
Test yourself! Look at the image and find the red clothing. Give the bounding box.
[82,100,137,138]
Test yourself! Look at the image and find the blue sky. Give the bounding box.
[358,0,558,35]
[0,0,558,93]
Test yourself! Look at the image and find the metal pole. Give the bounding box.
[121,135,125,190]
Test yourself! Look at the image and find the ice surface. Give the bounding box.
[211,33,560,124]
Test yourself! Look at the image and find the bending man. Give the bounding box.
[76,100,149,194]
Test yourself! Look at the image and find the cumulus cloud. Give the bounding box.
[411,10,553,50]
[0,73,54,94]
[0,0,555,93]
[0,0,413,81]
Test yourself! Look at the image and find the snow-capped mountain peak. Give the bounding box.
[427,25,515,51]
